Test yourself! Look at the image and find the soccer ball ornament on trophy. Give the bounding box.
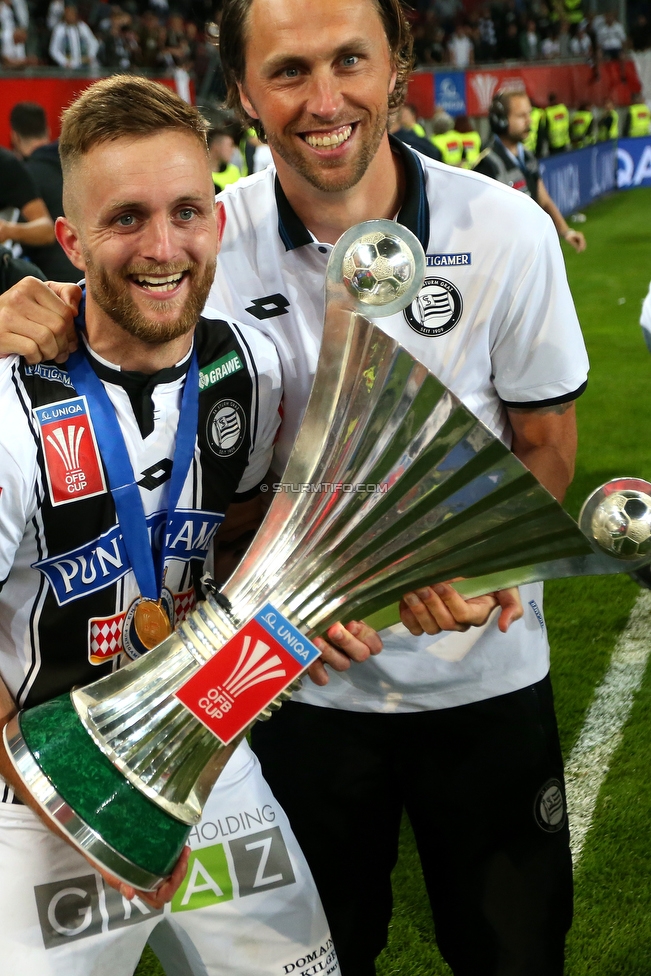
[4,220,650,891]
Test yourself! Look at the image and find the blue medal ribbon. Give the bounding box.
[65,296,199,603]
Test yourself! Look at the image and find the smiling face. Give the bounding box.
[237,0,397,194]
[57,129,221,348]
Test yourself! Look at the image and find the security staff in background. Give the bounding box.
[399,102,427,138]
[570,102,595,148]
[207,127,242,190]
[474,91,586,252]
[430,111,463,165]
[545,92,570,153]
[598,98,619,141]
[623,92,651,137]
[524,100,546,155]
[454,114,482,167]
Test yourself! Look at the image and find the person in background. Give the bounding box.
[545,92,571,153]
[524,99,547,155]
[0,0,35,67]
[447,22,474,67]
[454,114,481,167]
[9,101,78,282]
[570,102,595,148]
[389,111,442,160]
[430,111,464,165]
[598,98,619,140]
[208,128,242,191]
[641,278,651,354]
[400,103,426,138]
[0,145,54,258]
[49,3,99,69]
[474,91,586,252]
[570,23,593,59]
[520,18,540,60]
[623,92,651,137]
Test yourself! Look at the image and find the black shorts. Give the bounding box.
[251,675,573,976]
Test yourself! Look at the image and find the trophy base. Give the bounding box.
[4,695,190,891]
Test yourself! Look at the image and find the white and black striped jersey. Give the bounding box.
[0,312,281,802]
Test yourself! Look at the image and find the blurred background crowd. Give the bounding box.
[0,0,650,83]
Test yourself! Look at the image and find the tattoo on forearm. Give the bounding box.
[507,401,573,416]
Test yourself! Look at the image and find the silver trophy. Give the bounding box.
[5,220,650,890]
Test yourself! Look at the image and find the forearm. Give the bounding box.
[510,441,574,501]
[540,196,569,239]
[7,217,55,247]
[508,402,578,503]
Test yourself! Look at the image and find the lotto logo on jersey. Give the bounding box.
[175,603,320,744]
[33,396,106,506]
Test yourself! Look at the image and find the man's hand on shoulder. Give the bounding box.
[0,277,80,364]
[399,584,523,636]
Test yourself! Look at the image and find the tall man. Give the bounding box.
[206,1,588,973]
[475,91,587,253]
[0,76,353,976]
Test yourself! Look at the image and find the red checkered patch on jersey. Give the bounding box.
[174,587,196,624]
[88,611,126,665]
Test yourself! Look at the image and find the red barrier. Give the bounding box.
[0,76,181,149]
[407,59,641,118]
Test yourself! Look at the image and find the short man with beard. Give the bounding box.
[0,76,357,976]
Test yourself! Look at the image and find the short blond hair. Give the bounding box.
[59,75,210,176]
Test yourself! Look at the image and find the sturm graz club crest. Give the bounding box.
[403,277,463,337]
[534,778,566,833]
[207,398,246,457]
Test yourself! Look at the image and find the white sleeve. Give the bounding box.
[0,364,37,585]
[81,21,99,59]
[641,279,651,352]
[490,217,589,406]
[49,24,68,65]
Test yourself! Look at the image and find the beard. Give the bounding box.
[265,106,389,194]
[84,256,216,346]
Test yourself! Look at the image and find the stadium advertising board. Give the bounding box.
[539,141,617,215]
[434,73,467,115]
[617,137,651,190]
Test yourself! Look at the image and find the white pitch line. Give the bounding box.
[564,588,651,865]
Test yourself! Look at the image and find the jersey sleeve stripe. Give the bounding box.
[500,379,588,410]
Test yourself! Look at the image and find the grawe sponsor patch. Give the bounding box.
[175,603,320,745]
[34,396,106,506]
[199,351,243,391]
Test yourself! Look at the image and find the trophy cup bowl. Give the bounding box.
[5,221,650,890]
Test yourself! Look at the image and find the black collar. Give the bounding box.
[88,349,191,440]
[274,134,430,252]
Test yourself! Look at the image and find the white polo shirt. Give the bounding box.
[207,138,589,713]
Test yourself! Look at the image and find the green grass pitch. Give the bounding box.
[135,186,651,976]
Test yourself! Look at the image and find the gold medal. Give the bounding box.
[133,598,173,651]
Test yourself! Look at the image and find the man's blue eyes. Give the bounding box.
[116,210,195,225]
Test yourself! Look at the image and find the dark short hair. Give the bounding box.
[10,102,48,139]
[59,75,209,176]
[219,0,414,135]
